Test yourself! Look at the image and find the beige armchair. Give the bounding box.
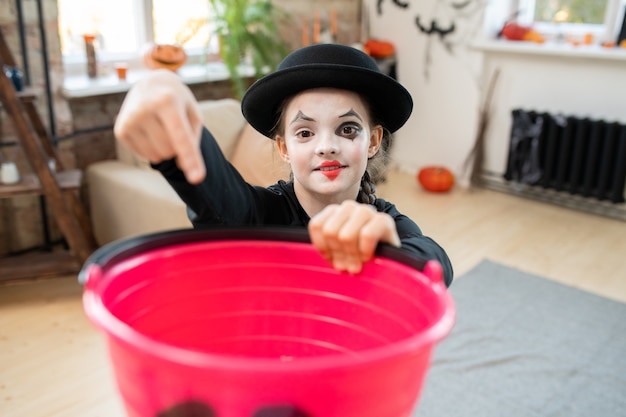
[86,98,290,246]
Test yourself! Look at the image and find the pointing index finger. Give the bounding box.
[165,99,206,184]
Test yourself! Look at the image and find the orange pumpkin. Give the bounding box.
[500,22,531,41]
[364,39,395,58]
[417,166,455,193]
[143,44,187,71]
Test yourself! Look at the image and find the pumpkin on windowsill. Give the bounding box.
[143,43,187,72]
[417,166,455,193]
[363,39,395,58]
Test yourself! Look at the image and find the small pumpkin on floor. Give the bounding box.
[417,166,455,192]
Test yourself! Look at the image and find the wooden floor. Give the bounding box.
[1,169,625,417]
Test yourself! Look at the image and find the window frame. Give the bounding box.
[511,0,625,41]
[61,0,211,76]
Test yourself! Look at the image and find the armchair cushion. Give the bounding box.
[230,124,291,187]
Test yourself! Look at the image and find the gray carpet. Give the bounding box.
[413,260,626,417]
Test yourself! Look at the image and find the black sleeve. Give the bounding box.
[398,216,454,287]
[377,200,454,287]
[153,127,286,226]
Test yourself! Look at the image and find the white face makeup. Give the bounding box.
[276,88,382,216]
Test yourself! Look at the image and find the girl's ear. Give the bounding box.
[275,135,290,162]
[368,125,383,158]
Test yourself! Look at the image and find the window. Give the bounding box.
[513,0,625,42]
[57,0,215,70]
[152,0,213,48]
[533,0,608,24]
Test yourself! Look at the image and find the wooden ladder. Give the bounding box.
[0,27,96,281]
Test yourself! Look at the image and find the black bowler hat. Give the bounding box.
[241,43,413,138]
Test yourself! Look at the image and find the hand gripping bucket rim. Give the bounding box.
[79,227,456,416]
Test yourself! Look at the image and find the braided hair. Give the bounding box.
[357,171,377,205]
[356,126,391,204]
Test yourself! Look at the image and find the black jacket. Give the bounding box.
[154,127,453,286]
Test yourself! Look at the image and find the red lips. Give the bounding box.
[316,160,345,180]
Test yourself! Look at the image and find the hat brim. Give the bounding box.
[241,63,413,138]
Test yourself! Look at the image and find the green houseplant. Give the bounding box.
[207,0,289,99]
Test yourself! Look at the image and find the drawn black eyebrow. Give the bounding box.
[290,110,314,125]
[339,109,363,122]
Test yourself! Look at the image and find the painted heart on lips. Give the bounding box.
[316,160,346,180]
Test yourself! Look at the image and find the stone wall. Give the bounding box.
[0,0,361,256]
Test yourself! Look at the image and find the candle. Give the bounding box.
[302,18,310,47]
[0,162,20,185]
[331,7,337,38]
[313,11,320,44]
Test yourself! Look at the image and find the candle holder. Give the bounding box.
[83,34,97,78]
[3,65,23,91]
[309,8,338,46]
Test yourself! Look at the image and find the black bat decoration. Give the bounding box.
[415,16,456,39]
[451,0,473,9]
[377,0,410,15]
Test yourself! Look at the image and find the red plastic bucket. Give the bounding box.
[80,228,455,417]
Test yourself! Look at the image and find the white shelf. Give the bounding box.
[473,39,626,62]
[62,63,255,99]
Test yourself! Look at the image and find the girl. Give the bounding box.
[114,44,453,285]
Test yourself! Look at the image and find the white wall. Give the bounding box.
[480,47,626,176]
[367,0,488,181]
[368,0,626,185]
